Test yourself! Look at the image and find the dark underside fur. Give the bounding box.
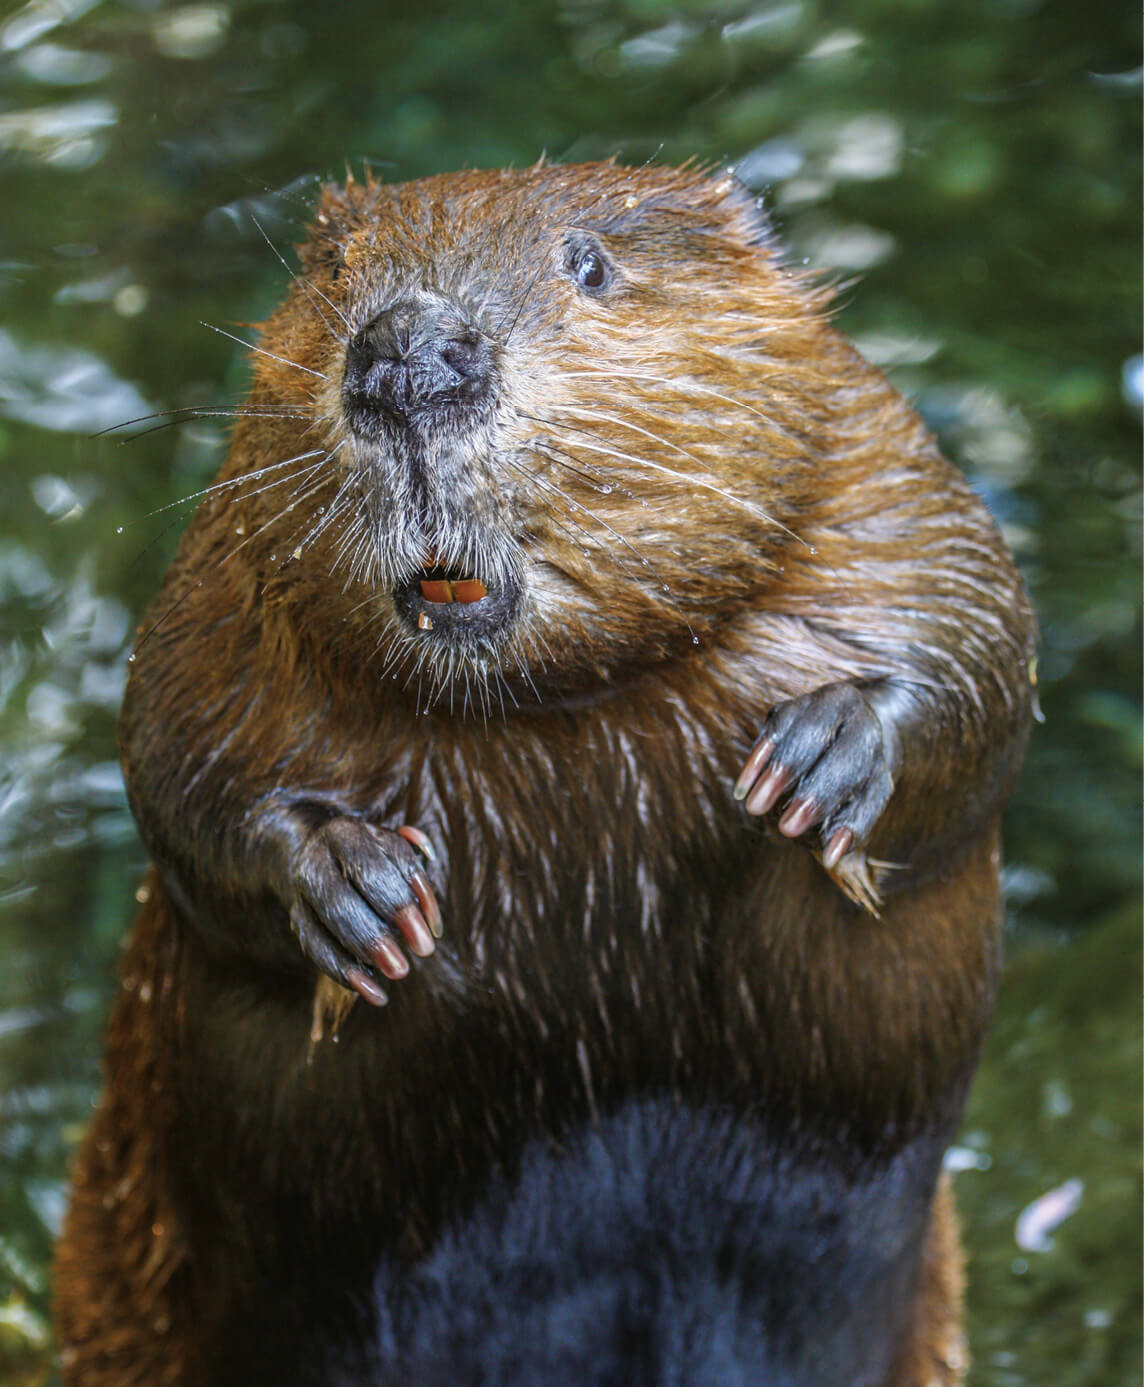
[226,1100,945,1387]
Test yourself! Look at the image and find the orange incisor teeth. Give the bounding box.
[418,578,488,604]
[453,579,488,604]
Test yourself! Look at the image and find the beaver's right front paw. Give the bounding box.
[289,819,442,1006]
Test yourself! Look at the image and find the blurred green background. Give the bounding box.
[0,1,1139,1382]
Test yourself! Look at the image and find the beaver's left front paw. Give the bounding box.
[734,681,899,911]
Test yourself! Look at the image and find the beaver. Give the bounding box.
[53,162,1035,1385]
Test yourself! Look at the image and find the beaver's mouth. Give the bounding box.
[415,566,489,608]
[393,555,520,643]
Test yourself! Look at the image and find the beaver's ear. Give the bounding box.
[297,183,358,276]
[705,171,777,250]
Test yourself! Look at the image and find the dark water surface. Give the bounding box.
[0,1,1139,1382]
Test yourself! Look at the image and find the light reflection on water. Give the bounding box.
[0,329,152,433]
[0,1,1138,1381]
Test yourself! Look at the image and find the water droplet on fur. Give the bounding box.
[692,635,700,645]
[127,653,136,663]
[599,484,612,494]
[235,524,245,535]
[268,553,277,562]
[318,506,326,515]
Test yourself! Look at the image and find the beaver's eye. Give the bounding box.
[578,252,606,289]
[567,242,613,293]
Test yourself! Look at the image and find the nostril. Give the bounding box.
[439,337,483,381]
[347,325,398,381]
[364,357,412,413]
[363,357,405,390]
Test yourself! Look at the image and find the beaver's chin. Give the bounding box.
[393,561,522,645]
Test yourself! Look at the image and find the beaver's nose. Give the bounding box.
[343,300,494,426]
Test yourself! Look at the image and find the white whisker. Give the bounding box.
[201,321,329,380]
[251,213,351,337]
[545,428,806,547]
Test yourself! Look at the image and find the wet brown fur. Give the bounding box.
[54,163,1034,1384]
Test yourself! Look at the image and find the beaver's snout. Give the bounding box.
[343,299,495,436]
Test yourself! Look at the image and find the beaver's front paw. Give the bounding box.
[289,819,442,1006]
[734,681,899,912]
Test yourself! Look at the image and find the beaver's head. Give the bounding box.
[242,163,835,705]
